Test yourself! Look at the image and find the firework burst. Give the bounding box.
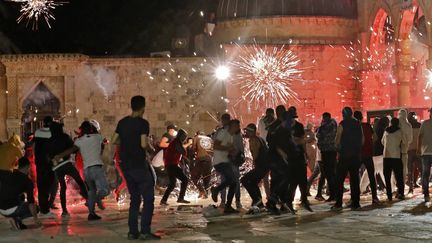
[230,44,303,110]
[13,0,65,30]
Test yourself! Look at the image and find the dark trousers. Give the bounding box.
[161,165,188,202]
[122,165,155,235]
[307,160,326,197]
[36,164,55,214]
[321,151,337,199]
[383,158,404,198]
[408,150,421,188]
[55,163,88,212]
[335,156,361,207]
[241,166,269,205]
[268,159,290,206]
[214,162,237,206]
[190,160,212,193]
[421,155,432,198]
[287,161,309,204]
[49,176,59,207]
[361,156,378,199]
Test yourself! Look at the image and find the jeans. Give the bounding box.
[55,162,88,212]
[361,156,378,199]
[241,166,269,205]
[84,165,110,214]
[335,156,361,207]
[190,160,212,193]
[287,159,309,204]
[36,164,55,214]
[384,158,404,199]
[307,160,326,197]
[408,150,421,189]
[321,151,337,199]
[214,162,237,207]
[421,155,432,198]
[161,165,188,202]
[122,165,155,235]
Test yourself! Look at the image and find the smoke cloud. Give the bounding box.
[78,65,118,99]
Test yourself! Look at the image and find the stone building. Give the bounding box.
[1,0,432,141]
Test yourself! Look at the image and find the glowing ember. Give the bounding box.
[14,0,65,30]
[231,44,302,110]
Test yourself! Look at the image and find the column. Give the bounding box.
[396,39,413,107]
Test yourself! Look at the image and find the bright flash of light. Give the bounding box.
[231,44,302,110]
[14,0,65,30]
[215,65,230,80]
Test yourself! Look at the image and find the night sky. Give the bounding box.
[0,0,218,56]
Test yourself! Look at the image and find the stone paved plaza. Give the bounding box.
[2,187,432,243]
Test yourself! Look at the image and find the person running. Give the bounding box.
[241,123,270,208]
[210,119,238,214]
[56,121,110,220]
[354,111,379,204]
[191,132,213,199]
[160,129,191,205]
[382,118,404,201]
[332,107,363,211]
[111,95,160,240]
[50,122,88,217]
[33,116,56,216]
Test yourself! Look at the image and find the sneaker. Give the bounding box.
[127,232,139,240]
[160,201,169,206]
[139,232,161,240]
[281,203,296,215]
[235,201,243,209]
[315,195,325,201]
[210,187,218,203]
[331,205,343,211]
[396,194,405,200]
[372,198,380,204]
[301,202,313,212]
[61,211,70,217]
[350,205,361,211]
[224,205,239,214]
[325,197,335,202]
[97,200,106,210]
[266,204,281,215]
[177,199,190,204]
[88,213,102,221]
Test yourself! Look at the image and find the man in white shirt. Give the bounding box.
[210,118,238,214]
[58,121,110,220]
[418,108,432,202]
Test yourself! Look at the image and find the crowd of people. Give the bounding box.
[1,94,432,241]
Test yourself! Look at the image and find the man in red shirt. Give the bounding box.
[354,111,379,204]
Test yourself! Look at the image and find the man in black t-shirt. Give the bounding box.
[111,96,160,241]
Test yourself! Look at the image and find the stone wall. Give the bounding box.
[0,55,227,142]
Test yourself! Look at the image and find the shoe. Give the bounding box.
[139,232,161,240]
[281,203,296,215]
[88,213,102,221]
[266,204,281,215]
[224,205,239,214]
[350,205,361,211]
[396,194,405,200]
[50,204,59,210]
[372,198,380,204]
[315,195,325,201]
[331,205,343,211]
[61,211,70,217]
[97,200,106,210]
[325,197,335,202]
[235,201,243,209]
[160,201,169,206]
[177,199,190,204]
[210,187,218,203]
[127,232,139,240]
[301,202,313,212]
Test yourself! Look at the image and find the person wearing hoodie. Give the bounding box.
[332,107,363,211]
[160,129,191,205]
[398,109,413,187]
[407,112,422,193]
[382,118,404,201]
[316,112,337,201]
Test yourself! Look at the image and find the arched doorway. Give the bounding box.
[21,82,60,139]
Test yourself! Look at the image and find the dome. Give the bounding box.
[217,0,358,21]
